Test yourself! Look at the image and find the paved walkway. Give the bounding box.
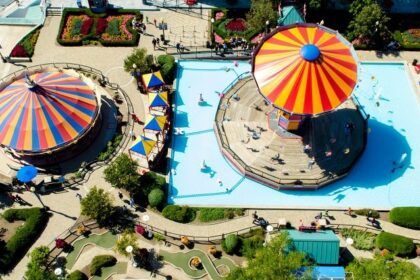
[1,11,420,279]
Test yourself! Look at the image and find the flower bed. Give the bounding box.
[225,18,246,32]
[10,26,41,57]
[57,8,140,46]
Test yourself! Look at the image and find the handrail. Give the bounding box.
[0,63,134,186]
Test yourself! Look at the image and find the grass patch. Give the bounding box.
[340,228,376,250]
[66,231,117,269]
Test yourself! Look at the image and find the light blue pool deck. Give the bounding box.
[168,60,420,209]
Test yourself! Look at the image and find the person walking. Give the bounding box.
[156,38,160,47]
[153,18,157,27]
[129,197,135,208]
[118,192,123,200]
[176,42,180,53]
[75,193,82,200]
[152,38,157,50]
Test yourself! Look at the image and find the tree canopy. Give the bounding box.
[226,232,312,280]
[347,3,391,46]
[80,186,114,226]
[245,0,278,32]
[346,256,420,279]
[104,153,141,193]
[123,48,154,75]
[349,0,379,16]
[25,246,57,280]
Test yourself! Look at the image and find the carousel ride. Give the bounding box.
[0,67,102,167]
[214,23,367,190]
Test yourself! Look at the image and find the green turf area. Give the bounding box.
[160,249,237,280]
[66,231,117,269]
[90,262,127,280]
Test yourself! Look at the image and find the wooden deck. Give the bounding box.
[214,77,367,190]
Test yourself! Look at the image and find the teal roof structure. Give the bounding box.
[288,230,340,265]
[277,6,305,26]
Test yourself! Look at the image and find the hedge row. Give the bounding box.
[57,8,141,46]
[0,208,49,273]
[389,207,420,229]
[376,232,415,257]
[162,205,196,223]
[89,255,116,276]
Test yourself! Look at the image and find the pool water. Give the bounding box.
[169,60,420,209]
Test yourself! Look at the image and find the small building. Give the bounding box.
[288,230,340,265]
[277,6,305,26]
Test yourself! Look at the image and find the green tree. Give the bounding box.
[346,256,420,279]
[25,246,57,280]
[81,186,114,226]
[123,48,154,75]
[114,230,139,257]
[349,0,378,16]
[347,3,391,46]
[246,0,277,32]
[226,232,312,280]
[148,188,165,208]
[308,0,325,10]
[104,153,141,192]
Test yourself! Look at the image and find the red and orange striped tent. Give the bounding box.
[252,23,358,115]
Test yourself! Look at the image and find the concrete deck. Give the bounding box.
[215,76,366,190]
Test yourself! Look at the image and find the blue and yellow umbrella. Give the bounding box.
[148,91,168,108]
[142,71,165,89]
[144,115,167,132]
[129,135,156,157]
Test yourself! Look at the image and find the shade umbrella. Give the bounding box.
[142,71,165,89]
[0,71,98,153]
[129,135,156,157]
[144,114,167,132]
[148,91,169,108]
[17,165,38,183]
[252,23,358,116]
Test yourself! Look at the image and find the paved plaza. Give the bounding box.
[0,6,419,280]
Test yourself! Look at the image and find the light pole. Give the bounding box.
[54,267,64,280]
[142,214,152,239]
[126,245,135,267]
[265,20,270,35]
[159,18,167,43]
[263,225,274,247]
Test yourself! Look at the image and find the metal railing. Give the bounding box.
[0,63,134,185]
[168,48,252,59]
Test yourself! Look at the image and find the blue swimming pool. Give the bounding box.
[169,60,420,209]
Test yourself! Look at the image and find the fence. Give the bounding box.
[0,62,134,185]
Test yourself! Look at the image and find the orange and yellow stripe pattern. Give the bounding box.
[253,24,358,115]
[0,72,98,152]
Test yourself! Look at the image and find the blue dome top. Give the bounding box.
[300,44,320,61]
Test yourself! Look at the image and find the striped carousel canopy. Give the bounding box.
[253,23,358,115]
[0,71,98,153]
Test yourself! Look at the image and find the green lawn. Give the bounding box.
[66,231,117,269]
[160,249,237,280]
[91,262,128,280]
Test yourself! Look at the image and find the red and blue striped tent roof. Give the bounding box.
[142,71,165,89]
[0,71,98,152]
[252,23,358,115]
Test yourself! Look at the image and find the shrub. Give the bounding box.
[96,18,108,34]
[199,208,225,222]
[162,205,196,223]
[139,171,166,195]
[241,235,264,259]
[222,234,240,254]
[389,207,420,229]
[376,232,414,256]
[89,255,117,276]
[0,208,49,273]
[354,208,380,219]
[67,270,88,280]
[157,54,176,84]
[148,188,165,208]
[341,228,376,250]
